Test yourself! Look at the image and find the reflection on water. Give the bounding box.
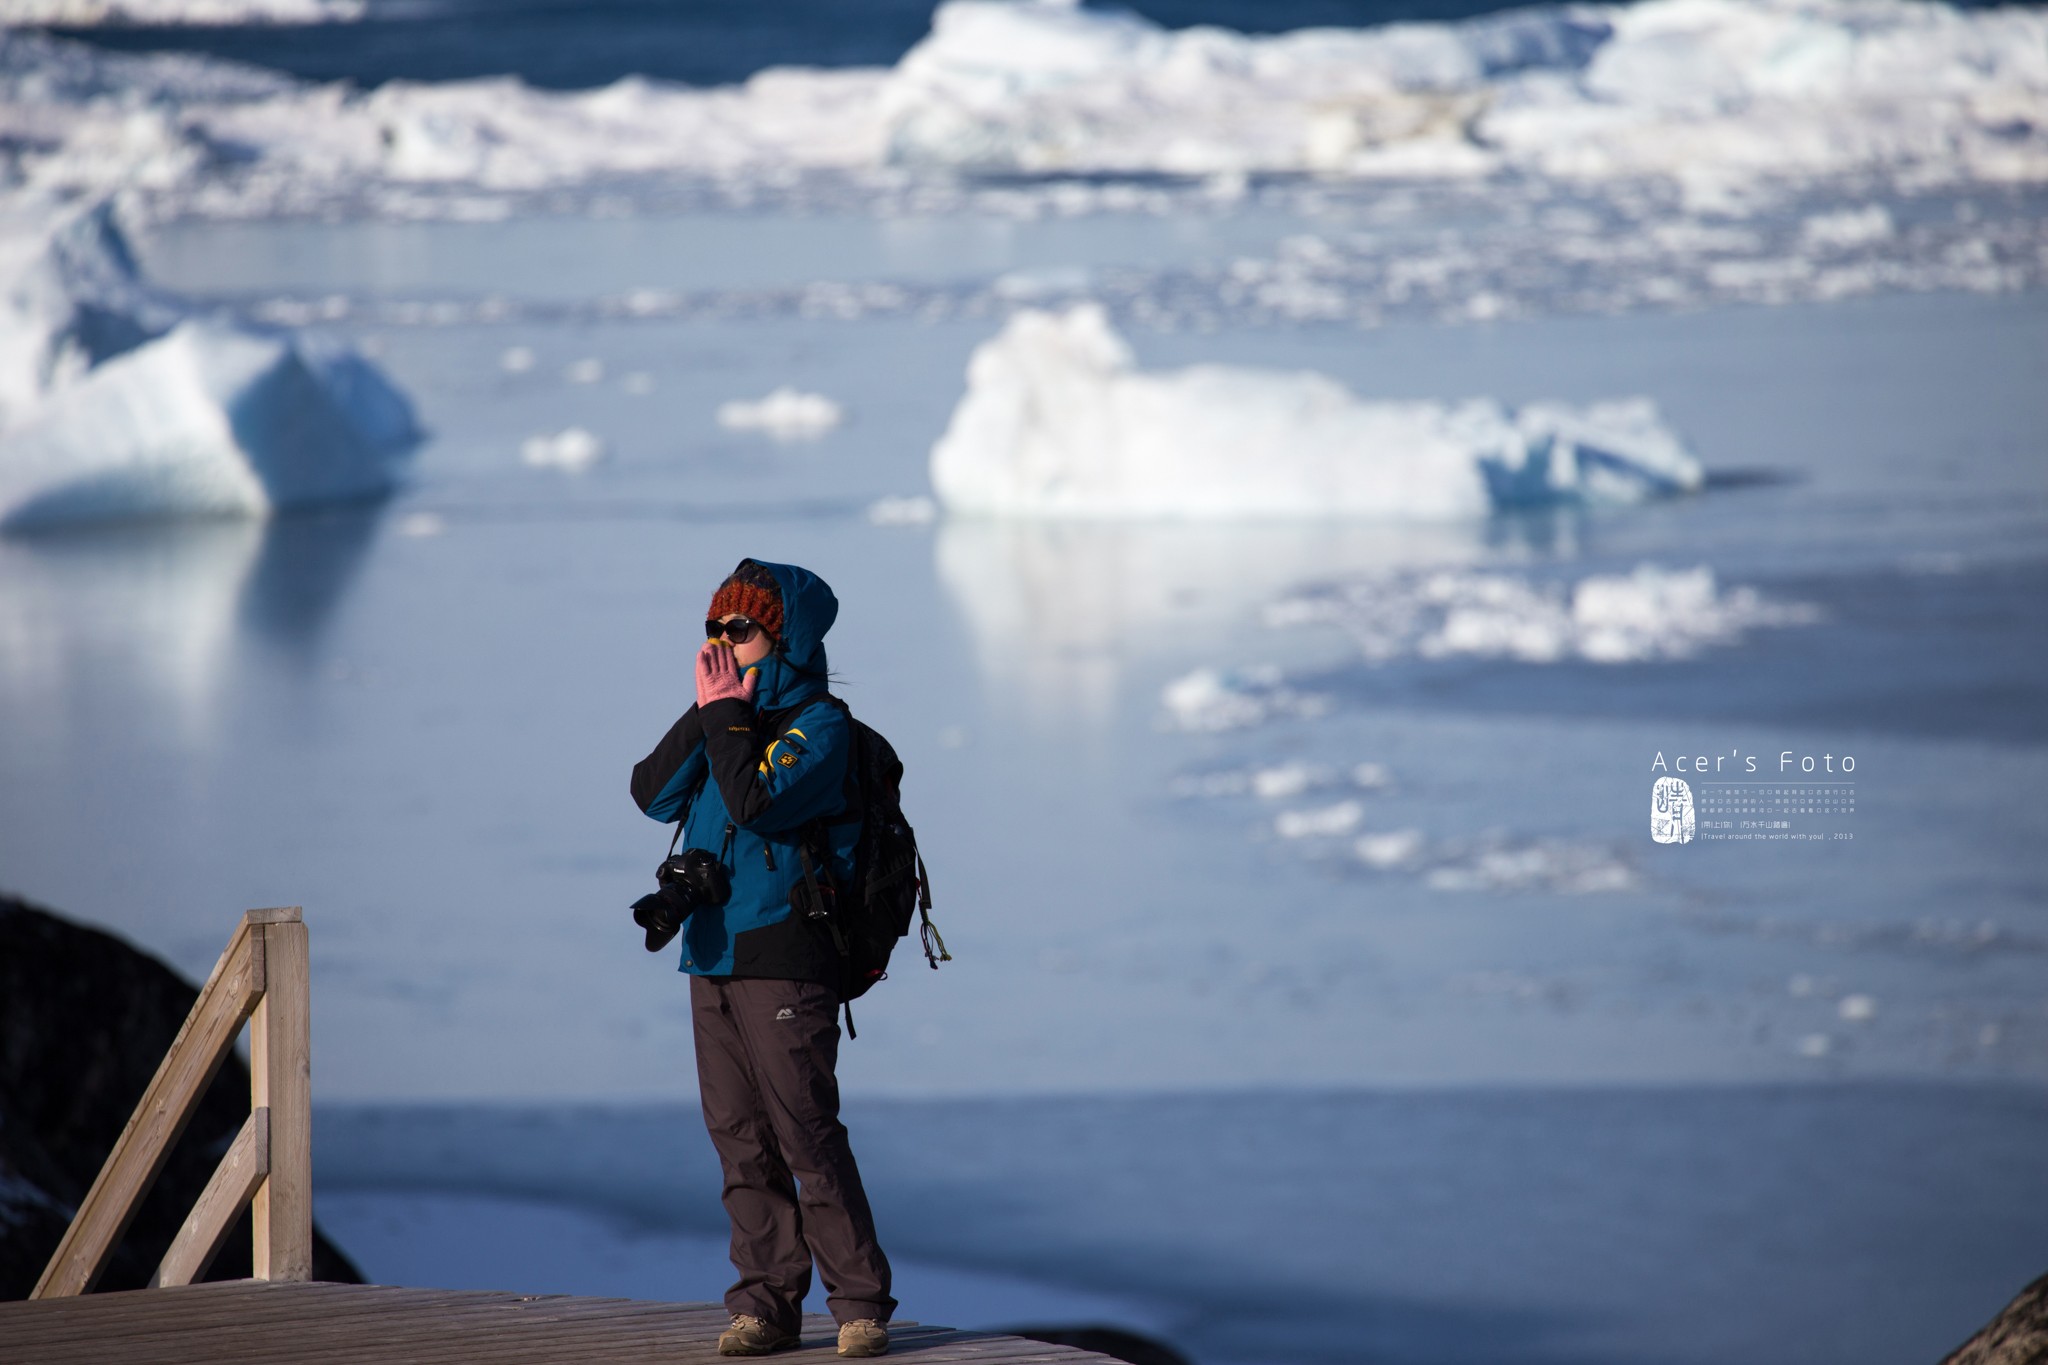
[0,511,380,751]
[933,515,1584,720]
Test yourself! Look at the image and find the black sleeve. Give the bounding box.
[629,705,704,813]
[698,697,771,825]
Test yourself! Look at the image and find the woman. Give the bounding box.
[629,557,894,1359]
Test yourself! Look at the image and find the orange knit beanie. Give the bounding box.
[707,559,784,640]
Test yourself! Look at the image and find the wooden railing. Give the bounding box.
[31,906,312,1298]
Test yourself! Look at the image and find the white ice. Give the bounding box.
[2,0,2043,211]
[715,385,845,439]
[0,200,417,529]
[520,426,607,471]
[929,304,1704,519]
[0,319,415,527]
[1264,562,1822,664]
[4,0,361,22]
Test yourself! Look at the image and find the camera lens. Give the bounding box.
[631,885,690,953]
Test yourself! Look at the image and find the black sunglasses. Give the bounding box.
[705,616,767,644]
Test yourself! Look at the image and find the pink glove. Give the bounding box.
[696,640,759,708]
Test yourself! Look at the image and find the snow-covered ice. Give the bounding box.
[867,493,938,524]
[1275,800,1365,839]
[1265,562,1821,664]
[0,318,414,528]
[0,200,417,528]
[929,305,1703,519]
[520,426,606,471]
[3,0,2044,216]
[1158,665,1330,732]
[715,385,845,439]
[5,0,361,22]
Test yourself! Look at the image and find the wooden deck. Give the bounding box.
[0,1281,1124,1364]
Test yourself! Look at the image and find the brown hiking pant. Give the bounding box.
[690,974,895,1330]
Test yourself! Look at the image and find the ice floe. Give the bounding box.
[1169,759,1386,800]
[1159,665,1330,732]
[930,304,1703,519]
[0,200,417,529]
[520,426,606,471]
[7,0,361,21]
[715,386,845,439]
[868,494,939,525]
[1276,801,1366,840]
[2,0,2044,215]
[1267,562,1821,664]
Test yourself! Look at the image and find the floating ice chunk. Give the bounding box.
[868,494,938,525]
[0,320,417,530]
[1423,839,1636,893]
[1162,668,1266,732]
[0,198,419,529]
[0,200,181,429]
[1251,762,1326,800]
[395,510,445,537]
[929,306,1703,519]
[716,386,845,439]
[1276,801,1364,839]
[1788,973,1817,998]
[1159,666,1327,732]
[1801,206,1895,251]
[1351,762,1393,790]
[4,0,362,21]
[620,371,655,395]
[1797,1033,1832,1058]
[1355,828,1425,868]
[1837,993,1877,1022]
[499,346,537,374]
[7,0,2048,216]
[520,426,606,471]
[1288,562,1819,666]
[566,357,604,384]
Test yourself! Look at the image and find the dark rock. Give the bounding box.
[0,892,362,1299]
[1942,1272,2048,1365]
[1006,1324,1193,1365]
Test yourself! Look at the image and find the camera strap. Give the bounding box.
[665,779,701,859]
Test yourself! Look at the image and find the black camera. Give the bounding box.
[630,847,731,952]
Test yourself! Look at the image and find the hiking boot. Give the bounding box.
[837,1319,889,1358]
[719,1314,798,1356]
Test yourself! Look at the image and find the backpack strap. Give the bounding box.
[914,851,949,969]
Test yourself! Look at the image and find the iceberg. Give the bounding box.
[927,304,1704,519]
[0,200,418,530]
[0,320,415,528]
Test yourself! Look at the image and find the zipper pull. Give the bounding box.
[763,842,776,870]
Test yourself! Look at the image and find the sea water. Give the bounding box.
[1,201,2045,1361]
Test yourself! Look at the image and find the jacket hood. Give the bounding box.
[748,559,836,712]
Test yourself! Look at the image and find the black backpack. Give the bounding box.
[793,697,949,1022]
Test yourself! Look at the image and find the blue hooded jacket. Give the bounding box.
[629,560,858,981]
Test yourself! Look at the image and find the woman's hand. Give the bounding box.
[696,639,759,708]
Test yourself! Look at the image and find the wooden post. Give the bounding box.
[250,917,312,1281]
[150,1109,269,1288]
[30,905,309,1299]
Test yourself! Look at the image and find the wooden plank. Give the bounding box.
[30,916,267,1298]
[0,1286,725,1351]
[0,1284,1130,1365]
[150,1108,269,1288]
[251,918,312,1282]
